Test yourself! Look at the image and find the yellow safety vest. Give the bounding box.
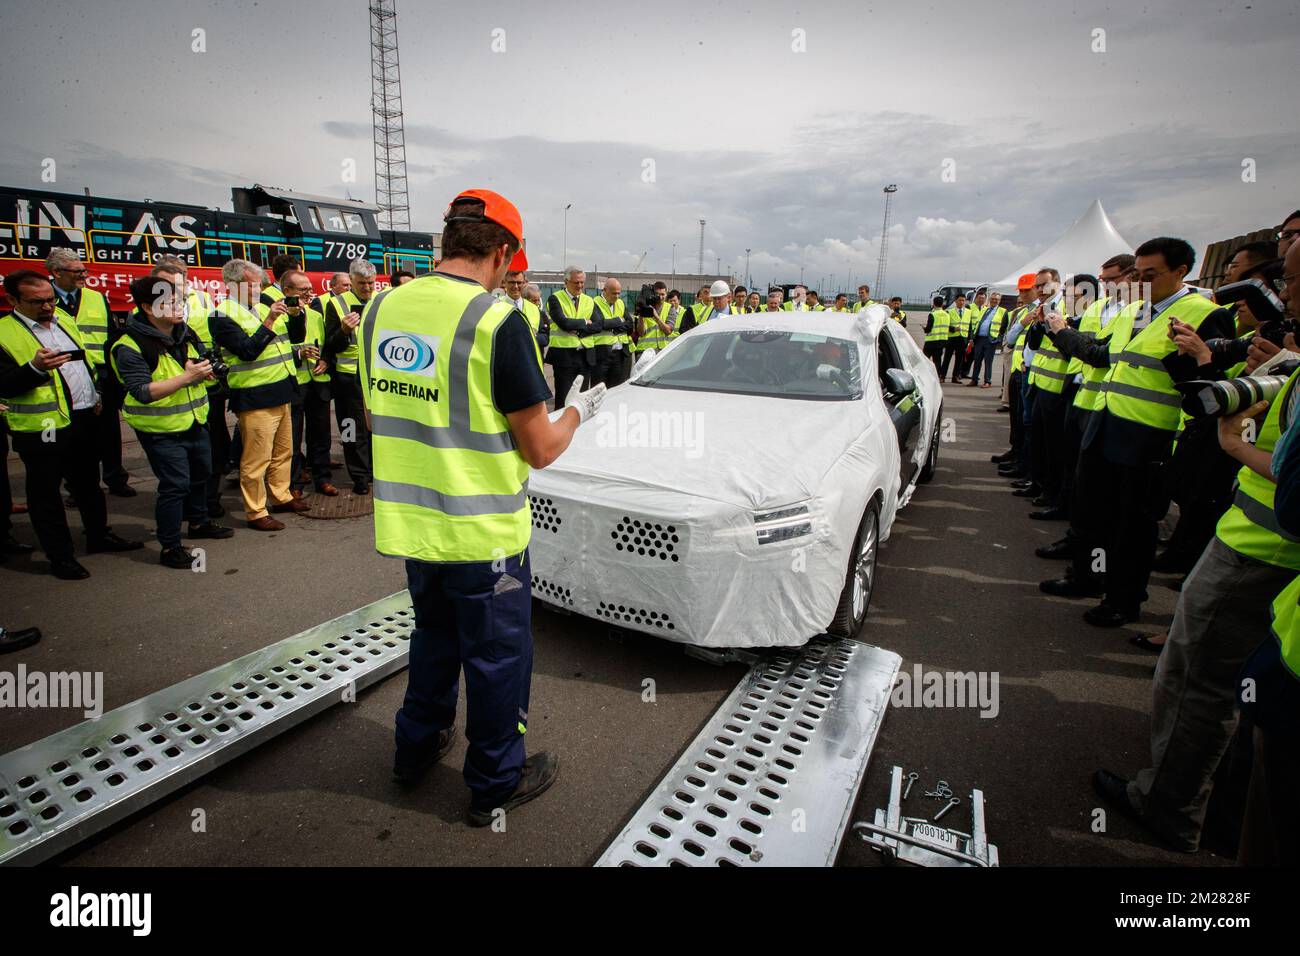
[54,287,111,371]
[1028,300,1073,394]
[358,274,530,563]
[329,291,372,375]
[1010,328,1029,373]
[1073,300,1143,414]
[216,299,295,392]
[1269,573,1300,679]
[0,313,88,432]
[111,332,210,433]
[852,299,877,313]
[547,290,596,350]
[1215,367,1300,569]
[592,295,626,348]
[925,310,950,343]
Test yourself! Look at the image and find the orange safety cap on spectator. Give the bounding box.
[1017,273,1036,290]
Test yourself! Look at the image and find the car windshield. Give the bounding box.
[632,329,862,400]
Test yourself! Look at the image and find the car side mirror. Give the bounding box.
[882,368,915,400]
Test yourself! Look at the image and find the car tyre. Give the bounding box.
[828,499,881,639]
[918,415,940,484]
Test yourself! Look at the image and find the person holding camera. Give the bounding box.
[278,271,335,498]
[210,259,310,530]
[0,270,143,579]
[113,275,234,568]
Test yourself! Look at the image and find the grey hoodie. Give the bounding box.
[113,312,194,405]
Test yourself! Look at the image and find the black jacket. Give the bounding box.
[209,305,302,412]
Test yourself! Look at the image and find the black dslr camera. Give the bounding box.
[635,283,661,319]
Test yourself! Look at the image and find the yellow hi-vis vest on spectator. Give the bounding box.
[548,290,596,350]
[1073,300,1143,413]
[262,284,285,304]
[1215,367,1300,569]
[1269,573,1300,679]
[497,296,545,369]
[1066,299,1104,377]
[110,333,210,433]
[1010,327,1028,373]
[924,309,950,343]
[331,291,371,374]
[55,286,111,371]
[293,304,329,385]
[853,299,877,313]
[358,275,530,563]
[1028,301,1073,394]
[216,299,295,391]
[0,313,87,432]
[592,295,625,347]
[1099,292,1219,435]
[637,302,679,352]
[185,288,215,349]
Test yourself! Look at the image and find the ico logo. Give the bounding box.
[377,331,439,377]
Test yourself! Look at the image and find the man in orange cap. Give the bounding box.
[991,274,1039,473]
[359,188,607,826]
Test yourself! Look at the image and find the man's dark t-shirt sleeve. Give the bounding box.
[492,310,551,414]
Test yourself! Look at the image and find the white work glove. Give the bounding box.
[632,349,658,374]
[563,375,607,424]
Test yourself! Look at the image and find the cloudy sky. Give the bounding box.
[1,0,1295,296]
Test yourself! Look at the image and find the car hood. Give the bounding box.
[535,382,875,511]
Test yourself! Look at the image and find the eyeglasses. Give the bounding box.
[54,267,88,275]
[1277,229,1299,242]
[22,296,59,307]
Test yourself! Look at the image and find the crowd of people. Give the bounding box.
[934,210,1300,862]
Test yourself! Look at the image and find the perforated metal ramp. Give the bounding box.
[597,638,901,867]
[0,592,415,866]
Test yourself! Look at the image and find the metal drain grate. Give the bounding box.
[596,638,900,867]
[298,490,375,520]
[0,591,415,866]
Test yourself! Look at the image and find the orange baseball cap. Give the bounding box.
[1017,273,1036,290]
[444,188,528,270]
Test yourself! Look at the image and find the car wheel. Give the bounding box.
[918,416,940,484]
[828,499,881,639]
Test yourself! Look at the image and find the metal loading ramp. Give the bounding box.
[0,592,416,867]
[597,638,901,867]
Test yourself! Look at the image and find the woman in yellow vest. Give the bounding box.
[112,275,235,568]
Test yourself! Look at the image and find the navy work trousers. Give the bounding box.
[396,550,534,806]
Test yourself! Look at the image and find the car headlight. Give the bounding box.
[754,503,814,545]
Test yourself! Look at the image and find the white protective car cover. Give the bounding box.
[528,307,930,649]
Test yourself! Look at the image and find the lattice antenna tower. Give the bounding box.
[370,0,410,231]
[875,185,898,294]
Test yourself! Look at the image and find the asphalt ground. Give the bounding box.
[0,331,1231,867]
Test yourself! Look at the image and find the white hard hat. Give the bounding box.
[709,280,730,298]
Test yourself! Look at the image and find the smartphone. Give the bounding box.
[55,349,86,361]
[284,295,300,308]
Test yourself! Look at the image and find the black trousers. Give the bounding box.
[549,350,597,404]
[332,372,372,484]
[1058,385,1083,514]
[290,394,307,492]
[303,380,333,488]
[1029,387,1068,502]
[602,346,633,388]
[93,379,129,488]
[1071,442,1165,611]
[1007,370,1024,454]
[1,423,13,538]
[206,391,230,509]
[940,336,965,380]
[12,409,109,561]
[923,341,944,371]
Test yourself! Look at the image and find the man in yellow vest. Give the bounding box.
[922,295,949,370]
[112,275,234,568]
[692,284,713,322]
[502,268,548,357]
[323,258,378,493]
[762,288,784,312]
[0,270,143,579]
[259,253,302,309]
[746,291,762,313]
[279,270,334,498]
[852,284,875,312]
[592,276,632,387]
[887,296,907,326]
[993,276,1038,467]
[545,266,598,403]
[731,285,749,314]
[940,291,969,382]
[967,289,1008,388]
[1094,236,1300,852]
[632,281,672,354]
[209,258,311,529]
[46,247,134,497]
[1064,238,1235,628]
[359,188,606,825]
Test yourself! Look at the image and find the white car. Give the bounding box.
[528,306,943,649]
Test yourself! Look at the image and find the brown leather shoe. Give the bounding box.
[271,499,312,514]
[315,483,340,497]
[247,516,286,531]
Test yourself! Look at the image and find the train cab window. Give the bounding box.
[305,207,323,231]
[342,212,368,236]
[318,207,347,232]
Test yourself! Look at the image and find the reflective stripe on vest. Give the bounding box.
[1029,341,1070,394]
[547,290,595,349]
[111,334,210,433]
[592,296,625,347]
[217,300,295,390]
[1100,292,1219,434]
[359,277,530,563]
[0,313,85,431]
[925,309,950,343]
[636,302,679,351]
[1010,328,1028,373]
[55,288,110,370]
[1216,368,1300,569]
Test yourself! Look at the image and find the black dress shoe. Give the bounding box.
[1029,506,1069,521]
[1035,538,1075,560]
[991,450,1016,463]
[1030,495,1057,507]
[998,466,1028,478]
[0,625,42,654]
[1084,604,1140,628]
[188,522,235,540]
[50,558,90,580]
[353,480,370,495]
[87,531,144,553]
[393,726,457,786]
[1092,770,1197,853]
[160,547,198,569]
[1012,485,1041,498]
[107,483,137,498]
[1,534,34,555]
[1040,576,1104,598]
[1010,478,1034,489]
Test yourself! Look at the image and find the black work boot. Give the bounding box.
[467,752,561,827]
[393,726,457,786]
